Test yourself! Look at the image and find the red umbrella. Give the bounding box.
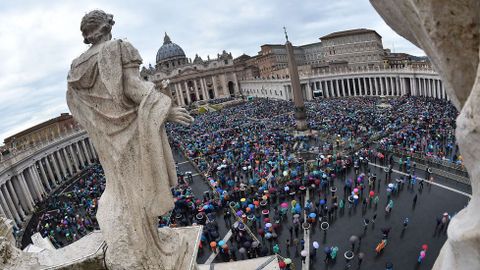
[422,244,428,251]
[278,261,286,268]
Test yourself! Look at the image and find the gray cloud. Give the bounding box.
[0,0,423,143]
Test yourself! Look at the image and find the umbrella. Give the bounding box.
[349,235,358,243]
[313,241,319,249]
[324,247,331,254]
[278,261,286,268]
[236,210,243,217]
[284,258,292,264]
[309,213,317,218]
[293,214,300,219]
[280,202,289,208]
[422,244,429,251]
[301,250,308,257]
[388,183,394,188]
[252,241,259,248]
[265,232,272,239]
[239,247,246,254]
[320,199,326,205]
[218,240,225,246]
[265,223,272,228]
[243,241,251,248]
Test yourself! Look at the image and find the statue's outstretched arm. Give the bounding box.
[123,68,194,126]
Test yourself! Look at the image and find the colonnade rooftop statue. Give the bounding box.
[67,10,194,269]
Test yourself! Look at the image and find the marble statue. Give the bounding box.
[66,10,194,269]
[369,1,479,269]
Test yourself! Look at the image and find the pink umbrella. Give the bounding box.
[280,202,289,208]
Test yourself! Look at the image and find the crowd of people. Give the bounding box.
[164,96,462,267]
[32,165,104,248]
[25,96,463,269]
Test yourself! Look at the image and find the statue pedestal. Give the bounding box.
[3,226,202,270]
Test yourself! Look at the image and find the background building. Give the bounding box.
[141,33,257,106]
[319,28,385,70]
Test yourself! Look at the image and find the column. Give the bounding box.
[412,77,418,96]
[346,79,352,96]
[374,77,379,96]
[7,180,25,219]
[428,79,432,97]
[69,145,80,172]
[363,77,367,95]
[38,160,52,191]
[44,157,56,186]
[212,76,219,98]
[30,163,47,198]
[221,74,228,97]
[28,166,43,200]
[200,78,208,100]
[183,81,191,104]
[55,150,68,178]
[0,187,14,222]
[173,84,181,105]
[353,78,358,96]
[62,147,73,175]
[12,177,31,213]
[233,72,240,95]
[81,140,92,165]
[1,185,21,224]
[77,142,86,167]
[31,165,47,195]
[18,172,35,211]
[193,79,200,100]
[50,154,63,183]
[341,79,346,96]
[335,80,340,97]
[380,77,385,95]
[437,80,442,99]
[175,83,185,106]
[390,77,394,95]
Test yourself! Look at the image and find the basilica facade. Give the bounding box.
[141,33,257,106]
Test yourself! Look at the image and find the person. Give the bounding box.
[358,252,364,266]
[67,10,194,269]
[403,217,409,229]
[372,213,377,223]
[273,243,280,254]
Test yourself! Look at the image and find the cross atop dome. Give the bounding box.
[164,32,172,44]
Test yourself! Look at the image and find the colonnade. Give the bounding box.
[310,76,446,99]
[240,68,448,101]
[0,137,98,228]
[171,73,239,106]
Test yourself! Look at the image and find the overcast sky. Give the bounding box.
[0,0,424,144]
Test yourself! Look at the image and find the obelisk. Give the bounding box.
[284,27,308,131]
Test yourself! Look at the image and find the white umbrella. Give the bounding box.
[301,250,308,257]
[313,241,320,249]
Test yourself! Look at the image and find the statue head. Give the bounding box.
[80,10,115,45]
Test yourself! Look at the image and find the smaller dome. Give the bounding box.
[156,33,186,64]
